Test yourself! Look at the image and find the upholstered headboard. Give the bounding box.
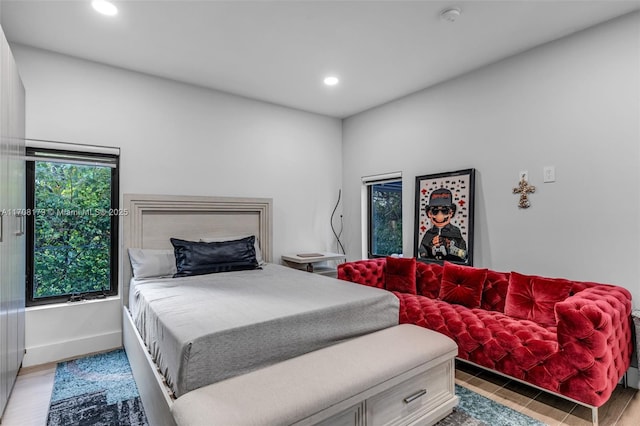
[121,194,273,304]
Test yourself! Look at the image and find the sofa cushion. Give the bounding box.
[416,262,443,298]
[480,270,510,313]
[385,257,417,294]
[505,272,573,326]
[438,262,487,308]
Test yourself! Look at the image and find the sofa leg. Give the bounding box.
[592,406,598,426]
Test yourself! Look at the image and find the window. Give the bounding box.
[26,147,119,306]
[366,177,402,258]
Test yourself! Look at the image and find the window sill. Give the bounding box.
[26,295,121,312]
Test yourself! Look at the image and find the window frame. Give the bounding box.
[366,179,403,259]
[25,148,120,306]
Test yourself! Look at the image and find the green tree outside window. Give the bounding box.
[370,182,402,256]
[33,162,112,298]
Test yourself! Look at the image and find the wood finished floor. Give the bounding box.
[1,360,638,425]
[455,362,639,426]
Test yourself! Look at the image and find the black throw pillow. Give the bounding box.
[170,236,259,277]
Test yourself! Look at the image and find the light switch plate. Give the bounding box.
[543,166,555,183]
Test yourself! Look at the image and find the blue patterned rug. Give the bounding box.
[46,349,544,426]
[436,385,546,426]
[46,349,148,426]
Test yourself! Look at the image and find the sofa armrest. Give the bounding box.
[337,259,386,289]
[555,285,632,380]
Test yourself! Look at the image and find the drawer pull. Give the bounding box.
[403,389,427,404]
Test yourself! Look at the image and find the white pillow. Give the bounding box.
[128,248,177,279]
[199,235,265,265]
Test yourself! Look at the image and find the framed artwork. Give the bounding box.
[414,168,475,266]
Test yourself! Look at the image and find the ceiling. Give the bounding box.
[2,0,639,118]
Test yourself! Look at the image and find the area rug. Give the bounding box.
[437,384,546,426]
[46,349,544,426]
[46,349,148,426]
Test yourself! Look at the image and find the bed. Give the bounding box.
[121,194,399,426]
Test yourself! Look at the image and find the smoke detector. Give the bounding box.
[440,7,461,23]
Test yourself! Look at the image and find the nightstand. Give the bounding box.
[281,252,346,277]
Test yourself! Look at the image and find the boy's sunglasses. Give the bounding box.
[429,207,451,215]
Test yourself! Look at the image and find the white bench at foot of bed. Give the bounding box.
[172,324,458,426]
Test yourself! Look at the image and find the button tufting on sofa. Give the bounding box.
[337,258,632,418]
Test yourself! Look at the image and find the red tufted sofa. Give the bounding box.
[337,258,633,414]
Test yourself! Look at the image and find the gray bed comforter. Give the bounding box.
[129,263,399,397]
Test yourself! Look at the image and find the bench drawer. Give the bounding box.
[366,359,454,426]
[315,403,364,426]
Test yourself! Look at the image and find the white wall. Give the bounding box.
[342,12,640,306]
[12,11,640,367]
[13,45,343,366]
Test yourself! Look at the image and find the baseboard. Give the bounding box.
[22,331,122,367]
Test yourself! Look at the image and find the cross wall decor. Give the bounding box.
[513,175,536,208]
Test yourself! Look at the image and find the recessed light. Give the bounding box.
[92,0,118,16]
[324,76,339,86]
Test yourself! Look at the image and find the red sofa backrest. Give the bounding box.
[480,270,510,312]
[478,272,605,313]
[337,258,605,314]
[337,258,386,288]
[415,262,514,313]
[416,264,510,313]
[415,262,442,298]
